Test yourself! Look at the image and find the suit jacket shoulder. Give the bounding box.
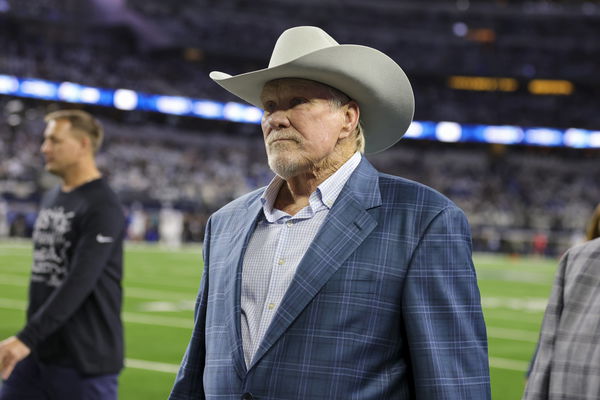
[378,171,460,211]
[563,237,600,263]
[375,171,469,245]
[560,237,600,299]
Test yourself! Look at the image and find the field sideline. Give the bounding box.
[0,241,557,399]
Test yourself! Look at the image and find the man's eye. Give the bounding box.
[290,98,307,107]
[263,101,276,112]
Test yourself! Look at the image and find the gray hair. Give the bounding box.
[326,85,365,154]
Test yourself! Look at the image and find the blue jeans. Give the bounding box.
[0,356,118,400]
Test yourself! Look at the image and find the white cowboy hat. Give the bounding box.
[209,26,414,154]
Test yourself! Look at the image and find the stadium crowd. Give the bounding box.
[0,100,596,256]
[0,0,599,129]
[1,0,599,255]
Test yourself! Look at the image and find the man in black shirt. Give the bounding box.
[0,110,126,400]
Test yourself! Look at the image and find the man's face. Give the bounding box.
[260,78,351,179]
[40,119,86,177]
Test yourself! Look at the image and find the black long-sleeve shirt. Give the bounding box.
[17,178,126,375]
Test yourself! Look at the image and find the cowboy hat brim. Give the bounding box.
[210,44,414,154]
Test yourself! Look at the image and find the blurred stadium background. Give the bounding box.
[0,0,599,398]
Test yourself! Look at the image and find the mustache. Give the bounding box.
[266,131,303,146]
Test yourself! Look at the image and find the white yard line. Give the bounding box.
[482,297,549,313]
[127,356,531,374]
[125,287,195,301]
[0,297,27,310]
[489,357,530,372]
[125,358,180,374]
[122,312,192,329]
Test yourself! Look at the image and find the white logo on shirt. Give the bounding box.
[32,207,74,287]
[96,234,114,243]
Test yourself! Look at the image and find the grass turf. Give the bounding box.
[0,241,558,399]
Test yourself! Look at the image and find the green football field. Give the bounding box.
[0,241,557,399]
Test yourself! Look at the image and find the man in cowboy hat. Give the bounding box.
[169,26,490,399]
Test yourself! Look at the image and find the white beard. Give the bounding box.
[267,151,310,179]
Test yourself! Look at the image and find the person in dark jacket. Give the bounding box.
[0,109,126,400]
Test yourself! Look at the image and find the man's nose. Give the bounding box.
[266,110,291,130]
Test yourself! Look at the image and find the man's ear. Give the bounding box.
[78,133,94,155]
[340,101,360,139]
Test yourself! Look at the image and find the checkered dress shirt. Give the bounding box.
[240,152,361,366]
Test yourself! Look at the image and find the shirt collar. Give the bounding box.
[317,151,362,210]
[261,152,362,222]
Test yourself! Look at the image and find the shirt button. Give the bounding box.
[267,303,275,310]
[286,220,293,227]
[241,393,254,400]
[278,258,285,265]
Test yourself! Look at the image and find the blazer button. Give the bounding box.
[241,393,254,400]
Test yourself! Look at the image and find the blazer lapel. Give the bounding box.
[223,194,263,378]
[249,158,382,369]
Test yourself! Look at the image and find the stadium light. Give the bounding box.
[114,89,138,111]
[0,74,597,149]
[528,79,574,95]
[0,75,19,94]
[436,121,462,142]
[448,76,518,92]
[481,126,524,145]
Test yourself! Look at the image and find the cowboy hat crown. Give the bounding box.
[209,26,414,154]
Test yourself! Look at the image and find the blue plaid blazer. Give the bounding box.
[169,158,491,400]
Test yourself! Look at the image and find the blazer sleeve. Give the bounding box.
[169,218,212,400]
[403,205,491,399]
[522,249,568,400]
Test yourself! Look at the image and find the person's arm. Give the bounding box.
[522,250,567,399]
[169,217,211,400]
[16,203,125,351]
[403,205,491,399]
